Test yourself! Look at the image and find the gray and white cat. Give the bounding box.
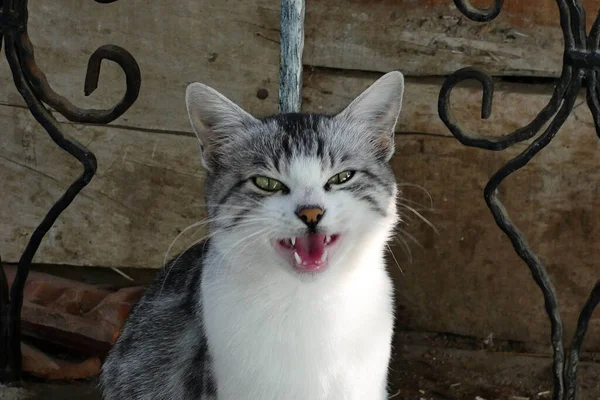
[100,71,405,400]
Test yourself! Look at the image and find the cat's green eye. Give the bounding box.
[327,170,355,185]
[253,176,285,192]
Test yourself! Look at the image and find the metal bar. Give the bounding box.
[482,67,582,400]
[0,257,12,384]
[17,34,141,124]
[452,0,503,22]
[585,12,600,136]
[0,258,7,307]
[438,66,570,151]
[565,281,600,399]
[278,0,305,113]
[0,0,140,385]
[439,1,600,398]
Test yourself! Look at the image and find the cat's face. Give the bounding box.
[186,72,404,277]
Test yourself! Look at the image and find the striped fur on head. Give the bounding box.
[100,71,405,400]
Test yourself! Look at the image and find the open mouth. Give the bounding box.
[274,233,340,272]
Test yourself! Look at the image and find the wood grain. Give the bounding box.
[3,72,593,267]
[0,0,282,133]
[303,0,588,77]
[0,0,591,137]
[390,123,600,351]
[3,0,600,351]
[0,105,206,269]
[302,67,562,139]
[3,98,599,349]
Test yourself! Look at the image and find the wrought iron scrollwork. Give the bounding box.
[0,0,140,385]
[439,1,600,399]
[452,0,504,22]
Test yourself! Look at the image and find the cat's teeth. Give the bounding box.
[291,237,296,247]
[325,235,331,244]
[320,250,328,263]
[294,251,302,265]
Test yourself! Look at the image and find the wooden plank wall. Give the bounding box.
[1,0,599,350]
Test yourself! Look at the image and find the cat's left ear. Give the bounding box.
[336,71,404,162]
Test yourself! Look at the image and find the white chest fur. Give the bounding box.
[201,249,394,400]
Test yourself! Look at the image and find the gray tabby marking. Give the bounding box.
[100,71,404,400]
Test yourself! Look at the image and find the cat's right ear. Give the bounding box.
[185,83,258,171]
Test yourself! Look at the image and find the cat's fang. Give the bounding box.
[294,251,302,265]
[291,237,296,247]
[320,250,328,263]
[325,235,331,244]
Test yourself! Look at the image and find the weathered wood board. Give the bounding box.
[389,123,600,352]
[302,68,561,138]
[0,0,597,138]
[0,105,206,269]
[3,78,600,350]
[2,77,583,268]
[305,0,563,77]
[305,0,600,77]
[0,0,282,133]
[2,0,600,352]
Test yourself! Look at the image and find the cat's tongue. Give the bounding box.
[294,233,327,270]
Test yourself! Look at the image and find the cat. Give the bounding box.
[99,70,405,400]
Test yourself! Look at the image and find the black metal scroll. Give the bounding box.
[438,1,600,399]
[0,0,140,385]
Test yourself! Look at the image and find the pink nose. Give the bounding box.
[296,207,324,225]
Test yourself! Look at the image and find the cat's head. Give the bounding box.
[185,72,404,277]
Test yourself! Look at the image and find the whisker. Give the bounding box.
[162,219,214,272]
[396,210,413,223]
[397,198,437,212]
[161,214,254,268]
[397,203,438,234]
[200,204,263,210]
[392,236,413,265]
[386,244,405,274]
[159,219,271,295]
[210,228,271,279]
[237,230,270,255]
[159,228,226,296]
[165,217,276,270]
[395,227,424,250]
[396,182,433,206]
[221,227,270,255]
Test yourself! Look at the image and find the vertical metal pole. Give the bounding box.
[279,0,305,113]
